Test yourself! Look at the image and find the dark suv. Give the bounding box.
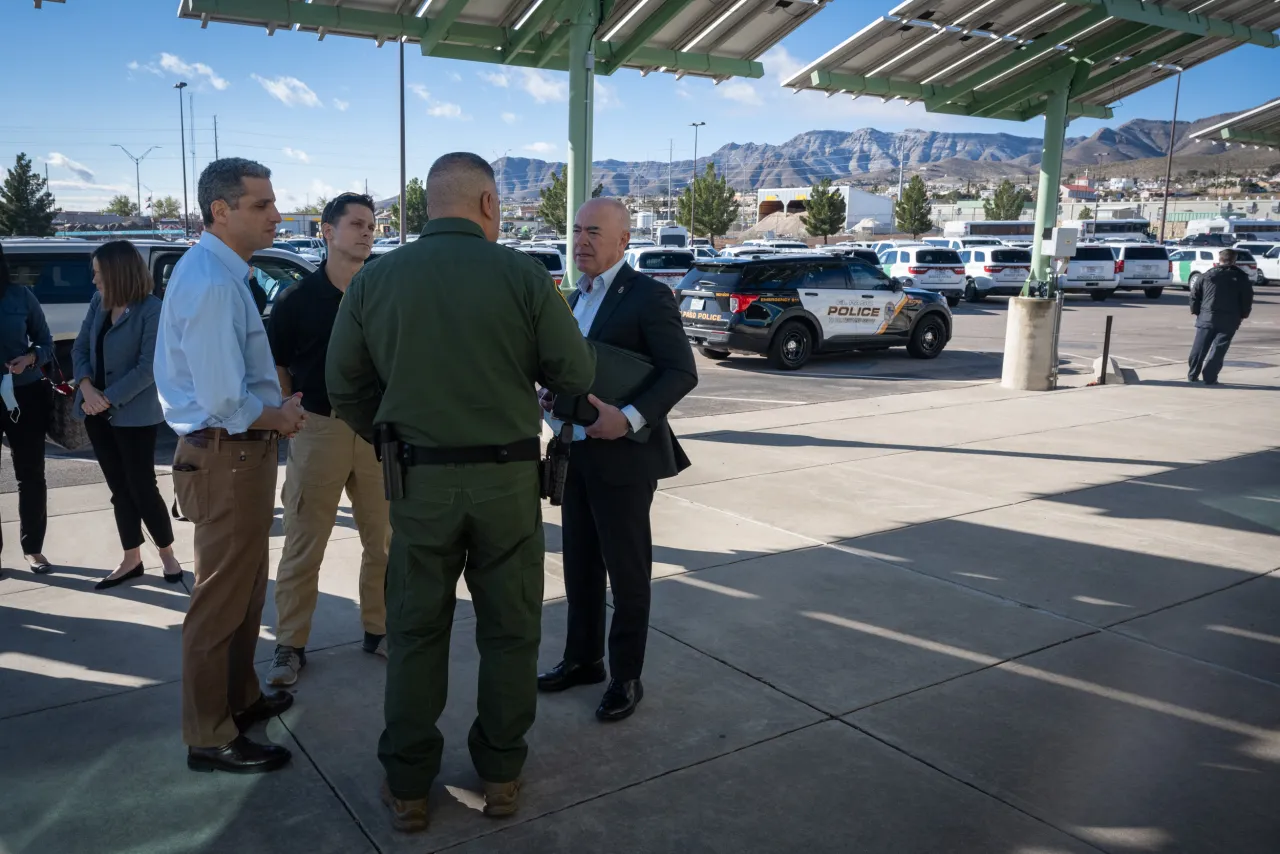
[677,254,952,370]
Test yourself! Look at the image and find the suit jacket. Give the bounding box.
[568,264,698,485]
[1191,265,1253,330]
[71,292,165,427]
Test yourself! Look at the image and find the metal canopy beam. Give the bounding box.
[187,0,424,39]
[1076,32,1199,98]
[1221,128,1280,147]
[1060,0,1280,48]
[599,0,696,75]
[419,0,471,54]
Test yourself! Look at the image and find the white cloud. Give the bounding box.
[251,74,322,107]
[524,142,558,155]
[159,52,229,90]
[126,60,163,77]
[408,82,431,101]
[428,102,466,119]
[595,79,621,110]
[675,86,691,100]
[518,69,567,103]
[762,45,805,87]
[333,98,350,111]
[502,112,518,125]
[283,147,311,163]
[480,70,510,88]
[45,153,94,182]
[447,71,462,82]
[718,80,762,106]
[49,179,131,194]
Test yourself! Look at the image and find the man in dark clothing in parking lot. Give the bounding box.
[1188,248,1254,385]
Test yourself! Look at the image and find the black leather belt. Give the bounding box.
[403,437,540,466]
[184,428,277,448]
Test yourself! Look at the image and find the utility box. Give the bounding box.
[1041,226,1079,258]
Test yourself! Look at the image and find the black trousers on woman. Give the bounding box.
[0,381,50,555]
[83,415,173,551]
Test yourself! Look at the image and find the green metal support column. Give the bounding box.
[1028,81,1071,294]
[565,0,598,285]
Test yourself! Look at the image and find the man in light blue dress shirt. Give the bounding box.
[156,158,307,775]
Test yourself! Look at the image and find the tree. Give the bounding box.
[983,179,1032,221]
[801,178,847,244]
[537,169,603,235]
[1078,206,1094,220]
[0,153,59,236]
[152,196,181,220]
[104,194,139,217]
[894,174,933,238]
[388,179,428,235]
[676,163,740,239]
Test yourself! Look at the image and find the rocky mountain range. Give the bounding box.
[494,112,1273,199]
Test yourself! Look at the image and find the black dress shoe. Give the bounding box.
[163,569,184,584]
[233,689,294,731]
[94,563,143,590]
[188,735,291,774]
[537,660,606,693]
[596,678,643,722]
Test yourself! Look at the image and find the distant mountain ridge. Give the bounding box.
[495,113,1257,199]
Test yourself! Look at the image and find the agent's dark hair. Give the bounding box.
[322,193,376,227]
[198,157,272,225]
[0,243,9,300]
[92,240,153,308]
[1218,248,1238,266]
[426,152,495,218]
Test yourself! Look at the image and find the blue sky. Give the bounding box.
[3,1,1275,212]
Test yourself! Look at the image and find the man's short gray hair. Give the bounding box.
[1219,248,1238,265]
[199,157,271,225]
[426,152,494,217]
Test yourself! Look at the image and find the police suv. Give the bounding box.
[677,254,952,370]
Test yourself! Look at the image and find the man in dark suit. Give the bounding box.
[1189,248,1253,386]
[537,198,698,721]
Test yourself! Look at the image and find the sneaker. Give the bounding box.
[482,779,521,818]
[265,645,305,687]
[363,632,388,659]
[381,780,429,833]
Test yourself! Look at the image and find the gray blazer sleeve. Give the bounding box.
[102,298,160,408]
[23,288,54,368]
[72,292,101,384]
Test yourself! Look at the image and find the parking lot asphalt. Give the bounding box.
[7,288,1279,493]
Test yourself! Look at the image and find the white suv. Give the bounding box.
[958,247,1031,302]
[879,245,966,306]
[1102,243,1171,299]
[515,245,567,288]
[623,247,695,289]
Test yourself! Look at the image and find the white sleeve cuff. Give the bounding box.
[621,404,647,433]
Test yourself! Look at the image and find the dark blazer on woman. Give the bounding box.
[71,293,164,427]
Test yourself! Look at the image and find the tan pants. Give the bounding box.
[174,433,278,748]
[274,412,389,648]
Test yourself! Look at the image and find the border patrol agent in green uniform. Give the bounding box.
[326,152,595,833]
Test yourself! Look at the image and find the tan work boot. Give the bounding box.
[482,779,522,817]
[381,780,429,833]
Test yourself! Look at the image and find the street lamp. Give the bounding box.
[689,121,705,240]
[175,81,190,237]
[113,145,159,219]
[1158,64,1184,242]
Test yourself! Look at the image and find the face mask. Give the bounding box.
[1,373,19,422]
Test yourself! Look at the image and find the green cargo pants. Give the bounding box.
[377,460,545,799]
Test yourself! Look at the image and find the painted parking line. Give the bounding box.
[685,395,807,405]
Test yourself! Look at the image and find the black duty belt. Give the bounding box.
[403,437,540,466]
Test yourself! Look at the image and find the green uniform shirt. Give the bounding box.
[326,218,595,447]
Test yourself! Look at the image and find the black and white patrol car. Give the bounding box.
[677,254,952,370]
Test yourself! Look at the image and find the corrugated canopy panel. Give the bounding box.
[1190,96,1280,146]
[176,0,831,81]
[782,0,1280,122]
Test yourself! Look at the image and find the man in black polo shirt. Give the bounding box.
[267,193,388,686]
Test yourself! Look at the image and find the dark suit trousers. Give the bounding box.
[561,448,656,682]
[1188,325,1236,383]
[84,416,174,551]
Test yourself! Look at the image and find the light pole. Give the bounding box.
[689,121,705,240]
[175,82,190,237]
[398,40,406,244]
[113,145,159,219]
[1159,65,1184,242]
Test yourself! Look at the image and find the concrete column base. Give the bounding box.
[1001,297,1061,391]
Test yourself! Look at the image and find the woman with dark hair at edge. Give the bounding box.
[0,242,55,577]
[72,240,182,589]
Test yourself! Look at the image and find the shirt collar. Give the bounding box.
[422,218,486,240]
[577,256,627,297]
[198,231,252,285]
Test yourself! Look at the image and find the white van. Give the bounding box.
[879,245,966,306]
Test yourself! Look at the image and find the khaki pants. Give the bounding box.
[174,434,278,748]
[275,413,389,648]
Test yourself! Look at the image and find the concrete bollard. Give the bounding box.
[1001,297,1060,391]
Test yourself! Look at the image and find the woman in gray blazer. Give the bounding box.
[73,241,182,590]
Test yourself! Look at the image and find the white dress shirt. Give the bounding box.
[155,231,283,436]
[546,257,646,441]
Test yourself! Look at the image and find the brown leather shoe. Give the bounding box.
[482,778,522,817]
[381,780,429,833]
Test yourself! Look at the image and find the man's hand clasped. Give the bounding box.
[279,392,307,438]
[584,394,630,441]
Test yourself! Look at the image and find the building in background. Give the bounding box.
[755,186,894,232]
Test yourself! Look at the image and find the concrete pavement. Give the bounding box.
[2,356,1279,854]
